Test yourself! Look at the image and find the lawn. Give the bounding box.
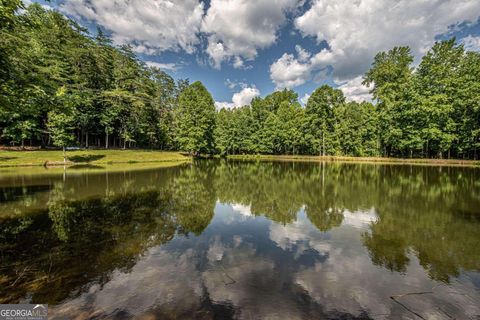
[0,149,190,167]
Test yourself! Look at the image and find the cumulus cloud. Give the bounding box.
[292,0,480,81]
[231,203,253,217]
[269,44,336,89]
[341,208,377,228]
[145,61,178,72]
[461,35,480,51]
[202,0,298,68]
[60,0,204,54]
[269,49,313,89]
[336,76,372,102]
[295,44,311,62]
[216,86,260,110]
[50,248,204,318]
[232,87,260,107]
[271,0,480,89]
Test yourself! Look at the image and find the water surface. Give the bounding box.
[1,160,479,319]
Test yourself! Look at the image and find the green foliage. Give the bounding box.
[306,85,345,155]
[47,111,76,148]
[0,4,184,150]
[363,41,480,159]
[0,3,479,159]
[0,0,23,29]
[175,81,216,154]
[335,102,378,156]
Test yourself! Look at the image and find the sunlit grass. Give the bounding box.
[0,149,190,167]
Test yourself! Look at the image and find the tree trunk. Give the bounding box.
[322,130,325,156]
[105,131,109,149]
[86,131,89,149]
[63,146,66,163]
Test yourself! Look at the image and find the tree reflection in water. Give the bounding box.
[0,160,479,319]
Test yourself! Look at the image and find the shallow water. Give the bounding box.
[0,160,479,319]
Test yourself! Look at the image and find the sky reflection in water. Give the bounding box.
[0,161,479,319]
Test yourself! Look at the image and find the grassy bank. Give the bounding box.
[227,154,480,167]
[0,149,190,167]
[0,161,191,180]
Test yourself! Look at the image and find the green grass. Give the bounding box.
[0,149,190,167]
[227,154,480,167]
[0,161,191,178]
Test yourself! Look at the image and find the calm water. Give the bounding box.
[1,160,479,319]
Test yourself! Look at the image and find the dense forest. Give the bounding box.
[1,2,479,159]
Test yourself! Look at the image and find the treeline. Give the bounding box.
[1,3,479,159]
[216,88,378,156]
[217,41,480,159]
[1,2,187,150]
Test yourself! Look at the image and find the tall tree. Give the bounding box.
[363,46,414,156]
[306,85,345,156]
[414,39,464,158]
[47,87,77,162]
[175,81,216,155]
[335,101,378,156]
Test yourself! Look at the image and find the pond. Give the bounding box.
[0,160,479,319]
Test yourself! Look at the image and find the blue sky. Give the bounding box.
[31,0,480,108]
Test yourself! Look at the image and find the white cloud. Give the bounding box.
[461,35,480,51]
[145,61,178,72]
[232,87,260,107]
[224,78,248,90]
[293,0,480,81]
[215,101,235,110]
[295,44,311,62]
[300,93,310,106]
[202,0,298,68]
[231,203,253,217]
[216,86,260,110]
[341,208,377,228]
[269,51,313,89]
[51,248,204,318]
[60,0,204,54]
[232,56,246,69]
[336,76,372,102]
[205,40,228,69]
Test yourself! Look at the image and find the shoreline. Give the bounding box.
[0,150,191,168]
[2,150,479,168]
[227,154,480,167]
